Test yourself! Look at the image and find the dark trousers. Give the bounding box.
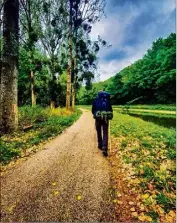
[95,119,109,151]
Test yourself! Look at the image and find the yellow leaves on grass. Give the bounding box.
[161,210,176,223]
[166,210,176,221]
[141,193,150,199]
[156,205,165,216]
[139,169,144,175]
[160,163,168,172]
[138,213,153,222]
[130,179,140,185]
[141,194,157,207]
[49,108,73,117]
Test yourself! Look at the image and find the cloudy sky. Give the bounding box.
[91,0,176,81]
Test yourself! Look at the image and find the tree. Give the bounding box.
[77,33,176,105]
[0,0,19,133]
[39,0,66,108]
[18,47,49,106]
[19,0,41,106]
[66,0,106,110]
[66,0,73,110]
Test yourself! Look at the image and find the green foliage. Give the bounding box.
[77,33,176,105]
[147,211,159,222]
[1,107,82,164]
[143,166,155,180]
[19,105,49,126]
[157,193,171,211]
[0,140,20,164]
[18,47,51,106]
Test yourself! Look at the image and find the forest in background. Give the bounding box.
[78,33,176,105]
[0,0,108,133]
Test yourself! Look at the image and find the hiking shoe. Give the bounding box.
[102,151,108,157]
[98,144,102,150]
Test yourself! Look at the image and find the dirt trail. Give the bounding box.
[1,110,115,222]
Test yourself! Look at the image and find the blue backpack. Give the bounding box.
[95,92,110,111]
[94,92,113,120]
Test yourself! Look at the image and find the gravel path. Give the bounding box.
[1,110,115,222]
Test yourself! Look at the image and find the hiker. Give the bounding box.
[92,90,113,157]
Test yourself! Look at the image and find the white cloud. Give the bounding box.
[96,48,146,82]
[91,0,176,81]
[91,3,140,46]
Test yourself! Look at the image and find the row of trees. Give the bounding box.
[78,33,176,105]
[0,0,107,133]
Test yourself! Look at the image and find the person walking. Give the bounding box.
[92,90,113,157]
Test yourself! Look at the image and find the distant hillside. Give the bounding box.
[77,33,176,105]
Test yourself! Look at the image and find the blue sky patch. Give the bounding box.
[91,0,176,81]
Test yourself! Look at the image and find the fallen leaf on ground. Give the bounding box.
[140,206,145,211]
[137,202,141,206]
[117,193,122,197]
[168,210,176,218]
[141,193,150,199]
[8,205,16,213]
[130,207,135,212]
[117,200,123,204]
[53,191,59,196]
[138,214,153,222]
[52,182,57,186]
[129,201,134,205]
[148,183,154,190]
[76,195,82,200]
[132,212,138,217]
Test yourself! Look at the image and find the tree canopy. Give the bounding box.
[78,33,176,105]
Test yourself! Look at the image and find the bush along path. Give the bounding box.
[1,106,82,165]
[109,112,176,222]
[1,109,116,222]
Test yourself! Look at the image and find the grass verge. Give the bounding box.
[116,109,175,129]
[109,112,176,222]
[114,104,176,111]
[1,106,82,165]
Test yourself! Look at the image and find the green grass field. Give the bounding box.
[110,112,176,222]
[113,104,176,111]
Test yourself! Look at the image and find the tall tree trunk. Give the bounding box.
[71,2,79,111]
[49,68,56,110]
[0,0,19,134]
[66,0,73,110]
[50,101,55,109]
[71,82,75,110]
[71,57,77,110]
[30,70,36,106]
